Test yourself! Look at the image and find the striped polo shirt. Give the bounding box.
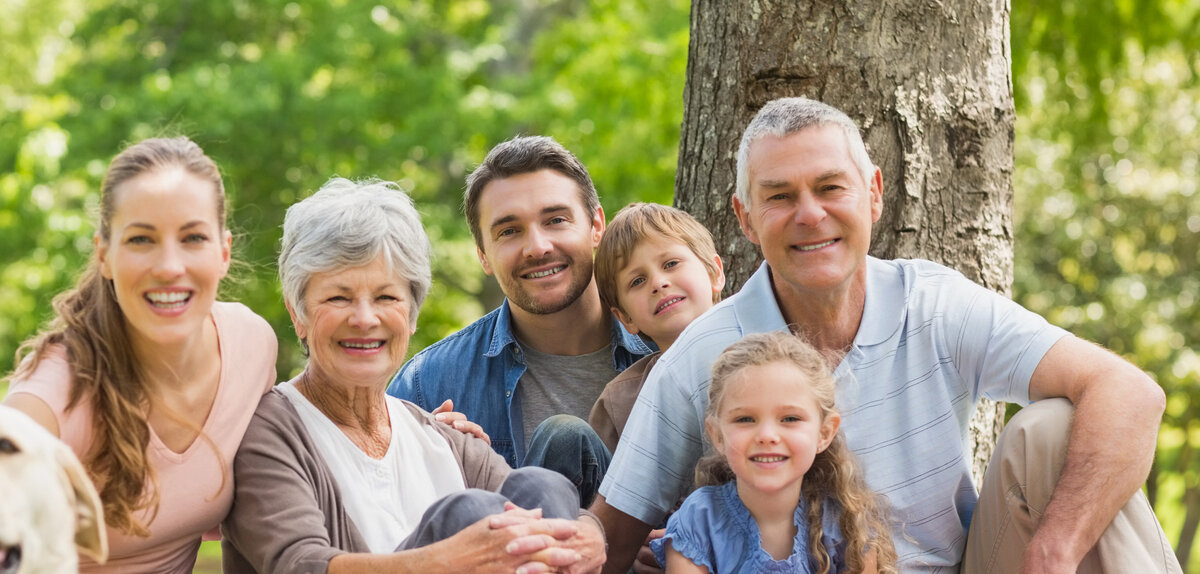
[600,257,1068,572]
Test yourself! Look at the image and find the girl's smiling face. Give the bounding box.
[97,167,231,350]
[708,360,840,503]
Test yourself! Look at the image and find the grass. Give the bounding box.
[194,541,222,573]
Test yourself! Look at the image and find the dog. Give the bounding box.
[0,404,106,573]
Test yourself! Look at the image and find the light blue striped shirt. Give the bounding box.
[599,258,1068,572]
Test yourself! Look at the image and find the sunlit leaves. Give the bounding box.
[1013,21,1200,563]
[0,0,688,380]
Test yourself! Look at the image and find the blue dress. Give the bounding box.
[651,481,846,574]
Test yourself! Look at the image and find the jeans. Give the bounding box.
[396,466,580,550]
[523,414,612,508]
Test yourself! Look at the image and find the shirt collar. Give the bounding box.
[732,257,904,347]
[610,314,656,368]
[731,263,790,334]
[856,256,905,346]
[484,301,519,358]
[483,299,655,364]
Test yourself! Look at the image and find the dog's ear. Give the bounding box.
[54,442,108,564]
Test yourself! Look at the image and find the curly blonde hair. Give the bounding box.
[696,331,898,574]
[10,136,228,537]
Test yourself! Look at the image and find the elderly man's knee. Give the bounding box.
[993,397,1075,485]
[1006,397,1074,441]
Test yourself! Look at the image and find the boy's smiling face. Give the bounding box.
[612,236,724,350]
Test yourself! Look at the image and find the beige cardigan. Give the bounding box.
[220,389,511,574]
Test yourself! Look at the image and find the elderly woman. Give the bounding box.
[221,178,605,573]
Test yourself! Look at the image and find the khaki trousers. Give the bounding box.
[962,398,1182,573]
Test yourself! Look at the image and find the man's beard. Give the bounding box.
[504,255,593,316]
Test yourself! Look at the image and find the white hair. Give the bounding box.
[734,97,876,205]
[279,177,432,327]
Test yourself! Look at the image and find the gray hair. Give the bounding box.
[735,97,876,205]
[279,177,432,327]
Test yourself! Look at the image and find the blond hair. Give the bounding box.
[10,136,228,537]
[697,331,898,574]
[594,202,721,317]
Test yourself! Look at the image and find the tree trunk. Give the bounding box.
[675,0,1014,485]
[1178,486,1200,569]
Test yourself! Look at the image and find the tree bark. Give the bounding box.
[1178,486,1200,569]
[675,0,1015,485]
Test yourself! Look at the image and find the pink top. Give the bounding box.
[7,301,277,574]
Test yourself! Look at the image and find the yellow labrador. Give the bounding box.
[0,404,106,573]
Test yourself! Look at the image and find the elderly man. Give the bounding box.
[591,97,1178,573]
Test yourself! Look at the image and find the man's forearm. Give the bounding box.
[1026,358,1164,570]
[590,494,654,574]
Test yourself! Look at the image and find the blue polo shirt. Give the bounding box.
[600,258,1068,572]
[387,301,654,467]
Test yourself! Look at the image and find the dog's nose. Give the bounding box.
[0,544,22,574]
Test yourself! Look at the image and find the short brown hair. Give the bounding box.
[595,202,721,314]
[464,135,599,250]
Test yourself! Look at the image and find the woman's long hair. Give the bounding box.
[10,136,227,537]
[696,331,899,574]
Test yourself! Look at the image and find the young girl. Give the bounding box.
[652,331,897,574]
[2,137,277,572]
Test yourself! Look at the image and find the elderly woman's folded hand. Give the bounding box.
[501,513,607,574]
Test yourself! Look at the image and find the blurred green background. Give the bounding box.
[1,0,1197,571]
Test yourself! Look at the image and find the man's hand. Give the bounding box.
[590,494,655,574]
[432,399,491,445]
[632,529,665,574]
[1022,538,1079,574]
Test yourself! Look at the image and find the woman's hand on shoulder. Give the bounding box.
[432,399,491,445]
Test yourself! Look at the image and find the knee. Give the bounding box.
[506,466,576,495]
[532,415,593,442]
[1006,397,1074,440]
[502,466,580,519]
[426,488,508,524]
[995,397,1075,479]
[529,415,607,456]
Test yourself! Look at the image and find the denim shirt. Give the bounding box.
[387,301,655,467]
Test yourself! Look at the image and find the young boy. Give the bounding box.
[589,203,726,453]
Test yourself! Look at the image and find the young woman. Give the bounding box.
[3,137,277,573]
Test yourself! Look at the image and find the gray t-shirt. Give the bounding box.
[517,343,618,448]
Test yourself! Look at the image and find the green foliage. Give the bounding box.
[1012,0,1200,141]
[3,0,1198,569]
[0,0,687,380]
[1012,3,1200,565]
